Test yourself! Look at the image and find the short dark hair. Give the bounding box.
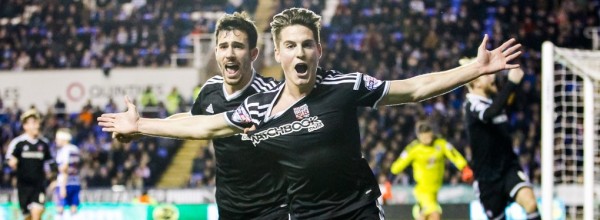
[270,8,321,48]
[416,121,433,134]
[215,12,258,49]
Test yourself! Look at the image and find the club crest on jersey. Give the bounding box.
[293,104,310,119]
[37,145,43,151]
[363,75,383,91]
[231,106,252,124]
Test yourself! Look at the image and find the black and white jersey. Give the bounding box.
[191,72,288,218]
[6,134,53,186]
[463,93,520,182]
[225,68,388,219]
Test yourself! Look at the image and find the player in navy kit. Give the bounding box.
[117,12,288,219]
[99,8,522,219]
[6,109,56,220]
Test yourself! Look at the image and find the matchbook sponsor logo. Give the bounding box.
[244,116,324,145]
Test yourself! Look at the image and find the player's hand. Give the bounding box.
[243,125,256,134]
[461,166,474,183]
[475,34,522,75]
[507,68,524,84]
[113,132,142,143]
[98,96,140,134]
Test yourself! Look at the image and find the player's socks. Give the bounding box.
[411,204,421,220]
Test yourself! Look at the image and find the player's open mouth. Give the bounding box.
[295,63,308,74]
[225,63,240,75]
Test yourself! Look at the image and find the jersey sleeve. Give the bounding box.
[224,101,255,130]
[352,73,390,108]
[5,139,18,160]
[190,82,209,115]
[465,99,490,123]
[191,76,222,115]
[43,143,54,162]
[190,96,203,115]
[465,82,518,123]
[56,149,69,165]
[10,143,22,160]
[480,81,518,121]
[440,139,468,170]
[390,145,414,175]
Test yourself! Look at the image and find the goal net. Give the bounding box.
[541,41,600,220]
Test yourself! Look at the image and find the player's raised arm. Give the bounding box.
[478,67,524,121]
[113,99,193,143]
[390,148,414,175]
[98,97,242,140]
[166,112,192,119]
[379,35,521,106]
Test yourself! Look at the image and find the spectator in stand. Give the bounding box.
[165,87,184,115]
[132,188,157,205]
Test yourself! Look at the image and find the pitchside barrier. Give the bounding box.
[0,186,565,220]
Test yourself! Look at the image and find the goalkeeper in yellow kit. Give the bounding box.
[391,122,473,220]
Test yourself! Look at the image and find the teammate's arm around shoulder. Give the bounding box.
[379,35,521,106]
[98,97,242,140]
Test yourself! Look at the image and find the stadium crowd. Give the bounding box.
[0,0,259,70]
[321,0,599,187]
[1,0,599,191]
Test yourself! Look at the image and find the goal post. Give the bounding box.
[541,41,600,220]
[541,41,555,220]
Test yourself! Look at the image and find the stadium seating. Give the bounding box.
[322,0,598,187]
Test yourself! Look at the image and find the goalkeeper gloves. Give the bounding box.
[461,166,474,183]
